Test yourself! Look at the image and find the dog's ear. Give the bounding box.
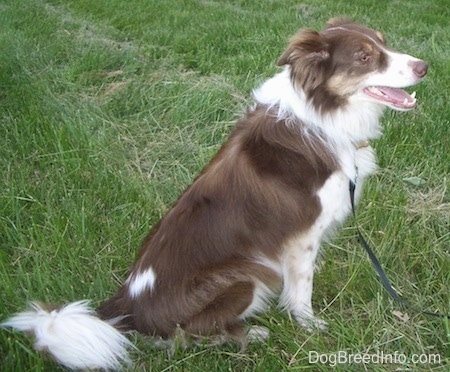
[277,29,329,67]
[325,17,386,44]
[324,17,352,30]
[277,29,330,90]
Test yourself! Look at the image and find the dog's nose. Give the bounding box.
[409,60,428,78]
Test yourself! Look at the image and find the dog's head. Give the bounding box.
[278,18,428,113]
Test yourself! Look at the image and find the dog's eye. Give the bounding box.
[358,52,372,63]
[354,51,372,63]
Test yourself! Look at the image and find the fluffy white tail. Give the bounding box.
[1,300,134,370]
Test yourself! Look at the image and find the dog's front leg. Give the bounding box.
[279,241,327,332]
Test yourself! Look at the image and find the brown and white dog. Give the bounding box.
[2,18,427,369]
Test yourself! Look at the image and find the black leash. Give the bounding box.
[349,179,449,319]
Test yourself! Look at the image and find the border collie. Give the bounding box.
[2,18,427,370]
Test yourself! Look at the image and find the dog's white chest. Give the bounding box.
[316,171,352,236]
[314,145,377,238]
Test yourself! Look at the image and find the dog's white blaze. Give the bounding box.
[327,25,423,86]
[126,267,156,298]
[365,50,425,88]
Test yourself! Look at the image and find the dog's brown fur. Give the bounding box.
[98,105,337,342]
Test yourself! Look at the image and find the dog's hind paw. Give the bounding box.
[247,326,270,342]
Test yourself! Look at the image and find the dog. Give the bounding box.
[2,18,427,370]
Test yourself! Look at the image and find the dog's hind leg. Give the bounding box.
[183,280,255,347]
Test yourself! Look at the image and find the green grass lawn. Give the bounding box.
[0,0,449,370]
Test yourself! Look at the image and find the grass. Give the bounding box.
[0,0,448,370]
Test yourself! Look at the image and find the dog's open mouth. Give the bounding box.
[364,86,417,110]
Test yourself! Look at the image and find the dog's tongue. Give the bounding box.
[364,86,416,110]
[378,87,412,102]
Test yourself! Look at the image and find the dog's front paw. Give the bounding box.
[296,315,328,333]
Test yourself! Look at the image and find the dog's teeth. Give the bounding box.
[411,91,416,99]
[403,98,408,105]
